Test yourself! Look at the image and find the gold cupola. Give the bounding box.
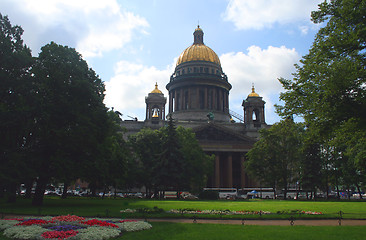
[176,26,221,66]
[151,82,162,94]
[248,84,260,97]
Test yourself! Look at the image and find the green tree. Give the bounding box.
[0,14,35,202]
[176,126,214,194]
[156,115,185,195]
[276,0,366,173]
[277,0,365,129]
[128,128,163,197]
[300,138,323,199]
[128,115,213,197]
[31,42,108,206]
[246,118,304,199]
[276,0,366,192]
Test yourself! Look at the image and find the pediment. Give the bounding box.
[192,123,255,145]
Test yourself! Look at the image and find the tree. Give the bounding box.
[300,137,323,199]
[128,128,163,197]
[128,115,213,197]
[31,42,108,206]
[0,14,34,202]
[246,118,304,199]
[176,126,214,194]
[276,0,366,193]
[276,0,366,172]
[156,115,185,195]
[277,0,365,128]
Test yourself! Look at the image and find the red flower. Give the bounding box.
[4,218,24,221]
[41,230,78,239]
[81,219,118,228]
[17,219,52,226]
[118,220,138,223]
[52,215,85,222]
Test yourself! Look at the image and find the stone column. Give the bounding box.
[174,90,177,112]
[204,87,208,109]
[169,92,173,113]
[215,154,220,188]
[180,88,184,111]
[240,155,246,188]
[213,87,217,110]
[226,154,233,187]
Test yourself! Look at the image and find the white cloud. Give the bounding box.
[1,0,148,57]
[220,45,300,123]
[104,61,174,120]
[223,0,322,30]
[299,26,310,35]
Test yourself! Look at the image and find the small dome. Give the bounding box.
[248,85,260,97]
[176,26,221,66]
[151,83,162,94]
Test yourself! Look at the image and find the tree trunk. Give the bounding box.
[32,177,47,206]
[357,184,363,199]
[61,182,69,199]
[336,185,340,199]
[24,179,33,199]
[6,182,17,203]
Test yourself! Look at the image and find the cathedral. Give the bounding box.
[122,26,269,189]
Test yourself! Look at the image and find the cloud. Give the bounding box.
[220,45,300,123]
[223,0,322,31]
[104,61,174,120]
[1,0,148,57]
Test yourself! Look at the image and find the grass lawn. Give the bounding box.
[1,197,366,219]
[1,198,366,240]
[2,222,365,240]
[121,223,366,240]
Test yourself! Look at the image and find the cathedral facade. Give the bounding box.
[122,26,269,189]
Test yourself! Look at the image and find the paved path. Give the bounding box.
[4,214,366,226]
[147,218,366,226]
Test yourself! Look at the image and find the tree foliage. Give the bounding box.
[277,0,366,133]
[30,42,109,205]
[0,13,34,202]
[246,118,304,198]
[275,0,366,196]
[128,115,213,197]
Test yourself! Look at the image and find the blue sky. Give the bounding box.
[1,0,324,124]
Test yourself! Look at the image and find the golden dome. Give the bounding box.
[176,44,221,66]
[248,85,260,97]
[176,26,221,66]
[151,82,162,94]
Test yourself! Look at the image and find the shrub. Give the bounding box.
[199,190,219,200]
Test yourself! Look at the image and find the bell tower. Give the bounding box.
[242,85,266,129]
[145,83,166,127]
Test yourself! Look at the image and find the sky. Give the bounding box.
[1,0,324,124]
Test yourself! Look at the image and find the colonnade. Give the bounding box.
[211,152,248,189]
[168,86,229,113]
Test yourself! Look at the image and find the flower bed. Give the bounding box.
[120,208,323,216]
[0,215,151,239]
